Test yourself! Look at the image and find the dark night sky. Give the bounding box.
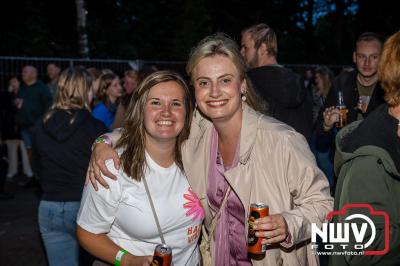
[0,0,398,64]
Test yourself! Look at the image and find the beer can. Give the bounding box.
[152,244,172,266]
[247,203,269,255]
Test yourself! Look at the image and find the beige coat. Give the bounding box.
[182,104,333,266]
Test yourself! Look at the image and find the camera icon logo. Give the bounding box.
[312,203,389,255]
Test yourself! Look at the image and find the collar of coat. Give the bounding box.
[189,103,263,165]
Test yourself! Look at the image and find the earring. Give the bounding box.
[241,94,247,102]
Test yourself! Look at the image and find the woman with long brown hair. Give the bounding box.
[92,73,123,129]
[77,71,203,266]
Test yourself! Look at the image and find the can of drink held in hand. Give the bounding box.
[247,203,269,255]
[152,244,172,266]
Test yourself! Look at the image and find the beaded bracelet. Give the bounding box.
[91,134,112,151]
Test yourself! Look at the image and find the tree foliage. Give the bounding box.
[0,0,398,63]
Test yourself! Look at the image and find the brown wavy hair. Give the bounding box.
[378,31,400,107]
[97,73,119,110]
[186,33,266,114]
[115,70,193,181]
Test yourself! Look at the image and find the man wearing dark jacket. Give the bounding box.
[15,65,52,186]
[318,32,385,136]
[241,23,313,141]
[314,33,385,192]
[15,66,52,144]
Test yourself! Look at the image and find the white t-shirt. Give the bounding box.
[77,152,204,265]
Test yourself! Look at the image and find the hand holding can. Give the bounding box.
[252,213,290,245]
[152,244,172,266]
[248,203,269,255]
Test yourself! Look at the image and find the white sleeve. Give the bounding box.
[77,160,122,234]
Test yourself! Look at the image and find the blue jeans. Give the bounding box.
[38,200,80,266]
[20,128,34,149]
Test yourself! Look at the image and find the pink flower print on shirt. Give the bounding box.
[183,187,205,222]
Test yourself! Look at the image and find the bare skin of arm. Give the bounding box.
[76,226,152,266]
[86,130,122,190]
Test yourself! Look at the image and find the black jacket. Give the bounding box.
[33,109,107,201]
[0,91,20,140]
[316,70,385,134]
[315,70,385,152]
[248,65,313,141]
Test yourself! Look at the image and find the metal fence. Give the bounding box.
[0,56,187,91]
[0,56,349,91]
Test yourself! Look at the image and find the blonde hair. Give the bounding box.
[116,70,193,181]
[43,67,92,123]
[186,33,266,113]
[315,66,334,96]
[242,23,278,57]
[124,70,139,81]
[54,67,92,110]
[378,31,400,107]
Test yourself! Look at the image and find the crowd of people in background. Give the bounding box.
[0,64,145,196]
[0,24,399,266]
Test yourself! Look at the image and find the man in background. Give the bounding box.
[15,65,52,187]
[46,62,61,99]
[241,23,313,141]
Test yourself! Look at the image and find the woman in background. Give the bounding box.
[33,67,107,266]
[311,66,335,192]
[112,70,140,129]
[312,66,334,127]
[92,73,123,129]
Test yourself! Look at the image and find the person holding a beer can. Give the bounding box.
[77,71,204,266]
[87,34,333,265]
